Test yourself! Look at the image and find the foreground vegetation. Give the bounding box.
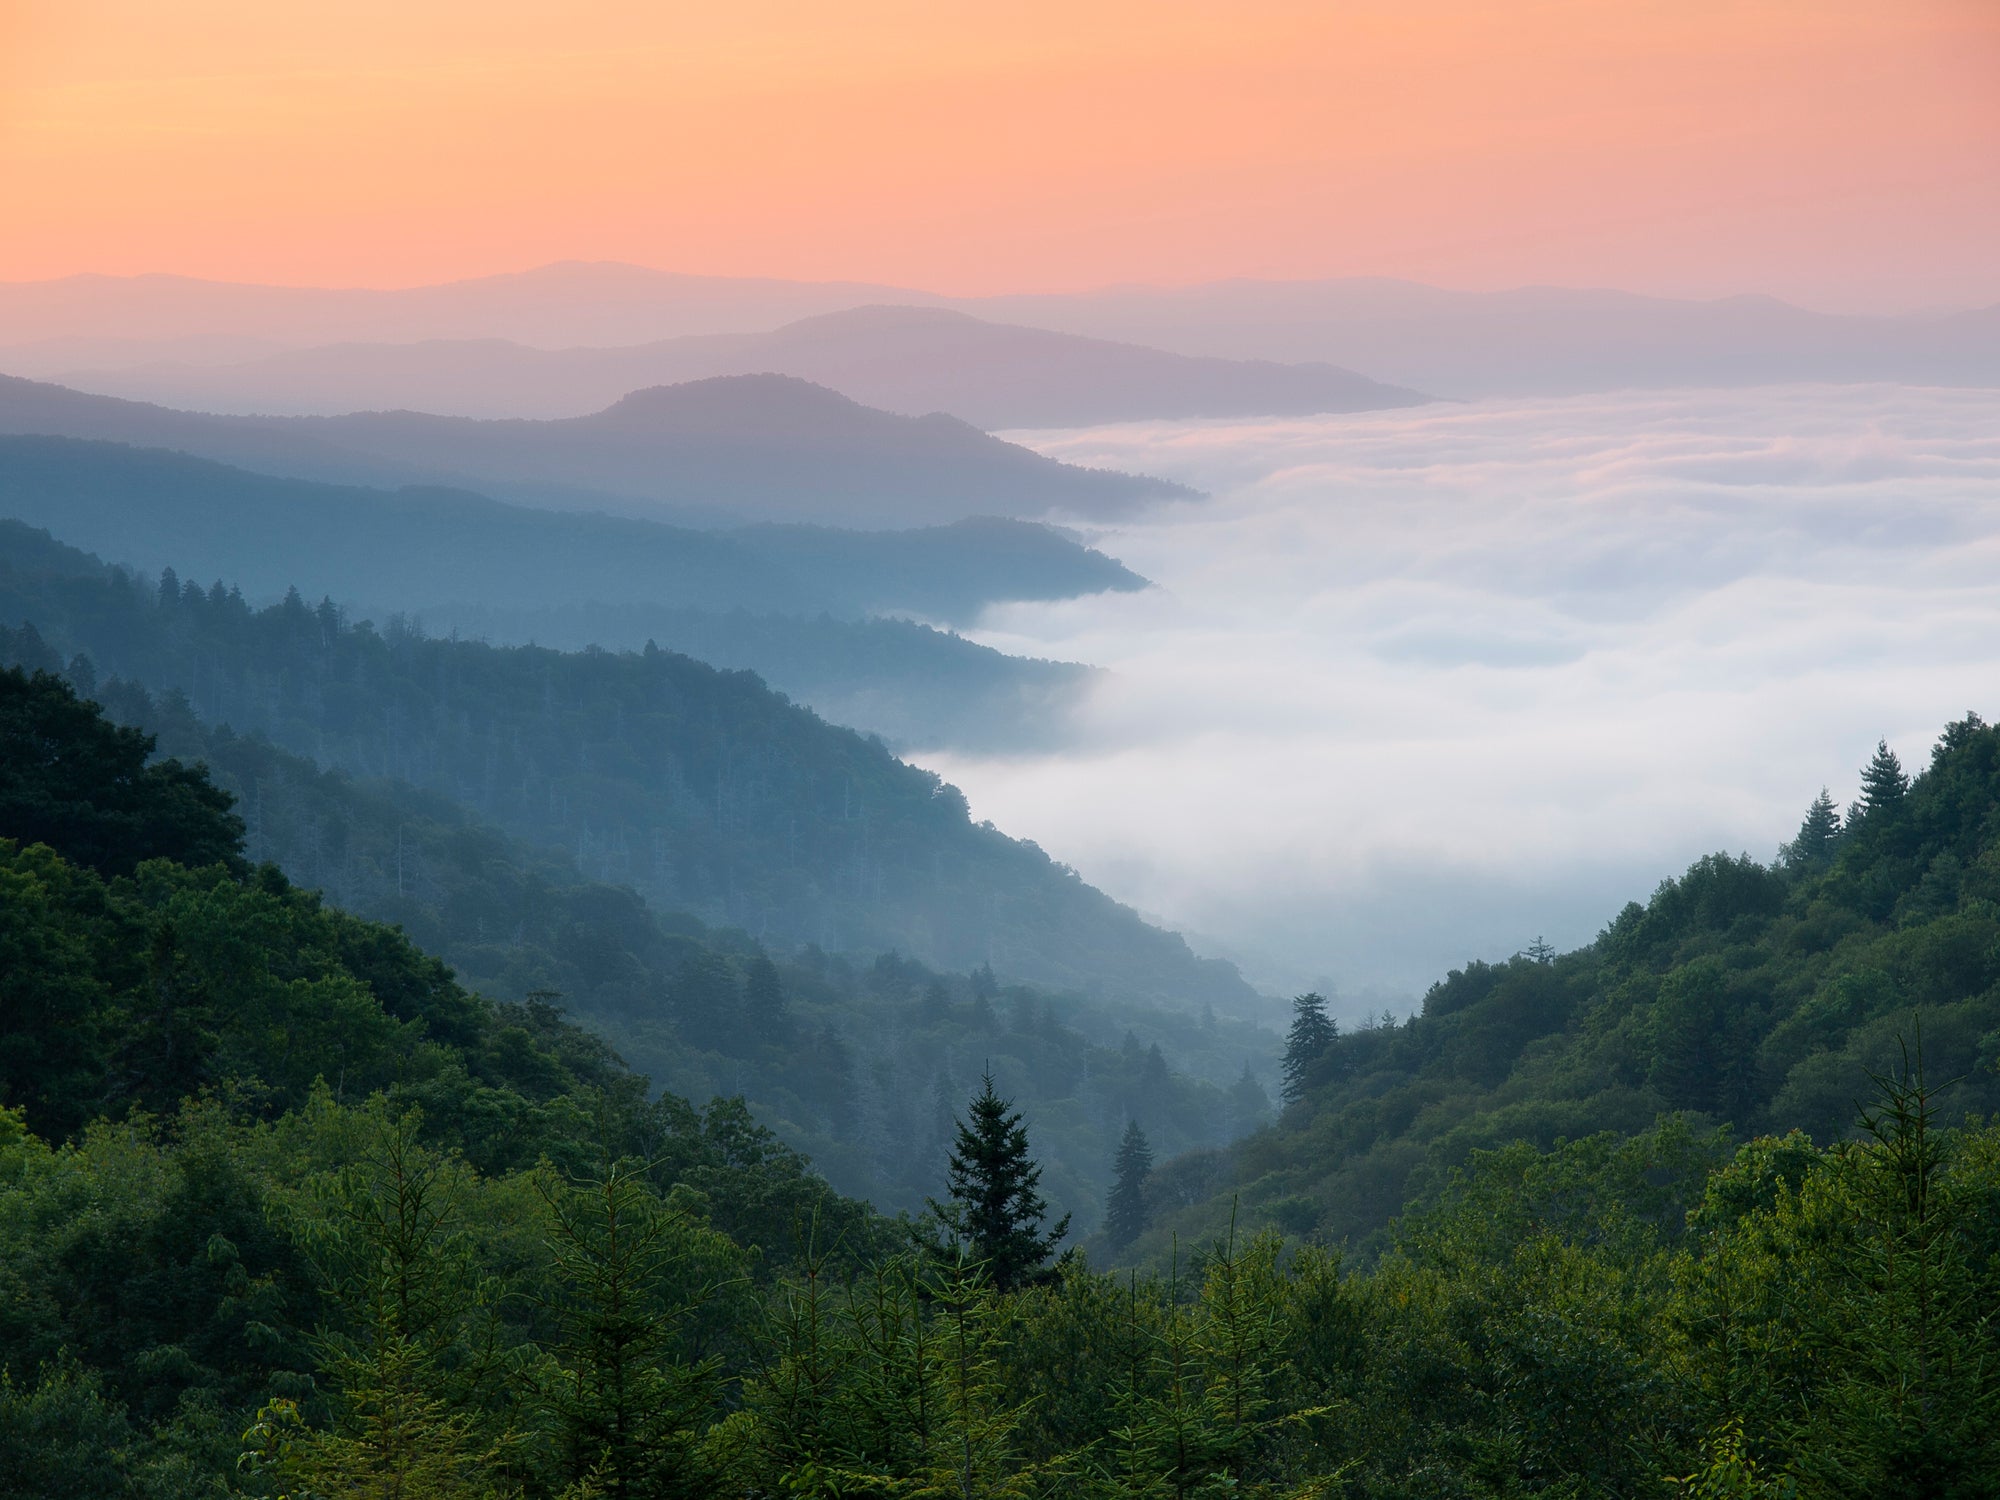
[8,671,2000,1496]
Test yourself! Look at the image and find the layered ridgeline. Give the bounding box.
[0,370,1189,526]
[0,523,1254,1016]
[0,436,1142,624]
[0,438,1130,751]
[0,659,1266,1226]
[43,303,1429,425]
[1128,715,2000,1262]
[8,665,2000,1496]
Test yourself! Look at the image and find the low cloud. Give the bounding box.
[912,384,2000,1010]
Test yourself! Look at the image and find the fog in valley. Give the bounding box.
[920,384,2000,1006]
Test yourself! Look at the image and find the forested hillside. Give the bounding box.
[1135,714,2000,1262]
[0,437,1144,623]
[407,601,1093,753]
[0,524,1251,1012]
[5,671,2000,1497]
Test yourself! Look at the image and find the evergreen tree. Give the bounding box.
[1226,1063,1270,1139]
[743,952,790,1039]
[1104,1119,1154,1252]
[1784,786,1843,870]
[929,1072,1069,1291]
[1859,739,1909,816]
[1281,992,1337,1104]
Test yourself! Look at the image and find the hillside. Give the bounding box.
[0,436,1143,627]
[410,601,1096,753]
[0,371,1189,527]
[1131,714,2000,1260]
[44,304,1430,425]
[7,661,2000,1498]
[0,524,1254,1013]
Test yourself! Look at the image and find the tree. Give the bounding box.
[1784,787,1843,870]
[743,952,790,1040]
[929,1072,1069,1291]
[0,667,243,878]
[1281,993,1337,1104]
[1104,1120,1154,1252]
[1860,740,1909,816]
[1226,1064,1270,1139]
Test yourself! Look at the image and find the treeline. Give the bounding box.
[0,519,1252,1010]
[1138,718,2000,1263]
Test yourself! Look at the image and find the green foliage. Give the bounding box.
[931,1074,1070,1293]
[1105,1122,1155,1253]
[1280,994,1336,1106]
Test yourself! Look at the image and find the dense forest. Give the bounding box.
[405,601,1093,754]
[0,646,1265,1235]
[0,522,1249,1012]
[6,671,2000,1497]
[1133,717,2000,1264]
[0,437,1144,623]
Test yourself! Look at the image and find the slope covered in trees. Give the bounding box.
[0,524,1251,1014]
[0,437,1144,624]
[1133,714,2000,1261]
[7,651,2000,1496]
[0,658,1266,1233]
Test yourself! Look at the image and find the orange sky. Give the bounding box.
[1,0,1996,309]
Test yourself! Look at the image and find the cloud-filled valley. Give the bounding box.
[919,383,2000,1009]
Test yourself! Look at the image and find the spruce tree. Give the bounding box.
[1785,787,1843,870]
[1280,992,1337,1104]
[1859,740,1909,815]
[929,1072,1069,1291]
[1104,1119,1154,1252]
[1226,1063,1270,1138]
[743,953,790,1039]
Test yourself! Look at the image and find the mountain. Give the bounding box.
[971,279,2000,397]
[0,372,1188,527]
[0,522,1255,1013]
[0,261,924,347]
[1131,712,2000,1262]
[408,602,1096,754]
[42,305,1430,425]
[7,263,1997,402]
[0,437,1144,629]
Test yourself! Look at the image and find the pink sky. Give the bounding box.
[1,0,1996,310]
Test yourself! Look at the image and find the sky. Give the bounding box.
[923,384,2000,1010]
[2,1,1996,311]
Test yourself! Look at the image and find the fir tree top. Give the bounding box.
[1104,1118,1154,1253]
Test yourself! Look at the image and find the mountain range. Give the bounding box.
[39,304,1428,425]
[0,370,1185,527]
[4,261,1995,401]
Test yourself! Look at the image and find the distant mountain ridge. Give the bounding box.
[0,436,1145,625]
[0,522,1258,1011]
[3,262,1995,398]
[0,370,1188,527]
[38,304,1430,426]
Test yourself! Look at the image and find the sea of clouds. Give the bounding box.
[916,384,2000,1012]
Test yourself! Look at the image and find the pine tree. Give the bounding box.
[743,952,790,1039]
[1226,1063,1270,1139]
[1104,1119,1154,1252]
[1859,739,1909,815]
[929,1072,1069,1291]
[1280,993,1337,1104]
[1785,787,1843,870]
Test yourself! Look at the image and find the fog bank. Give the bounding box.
[915,385,2000,1011]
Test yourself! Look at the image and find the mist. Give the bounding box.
[916,383,2000,1011]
